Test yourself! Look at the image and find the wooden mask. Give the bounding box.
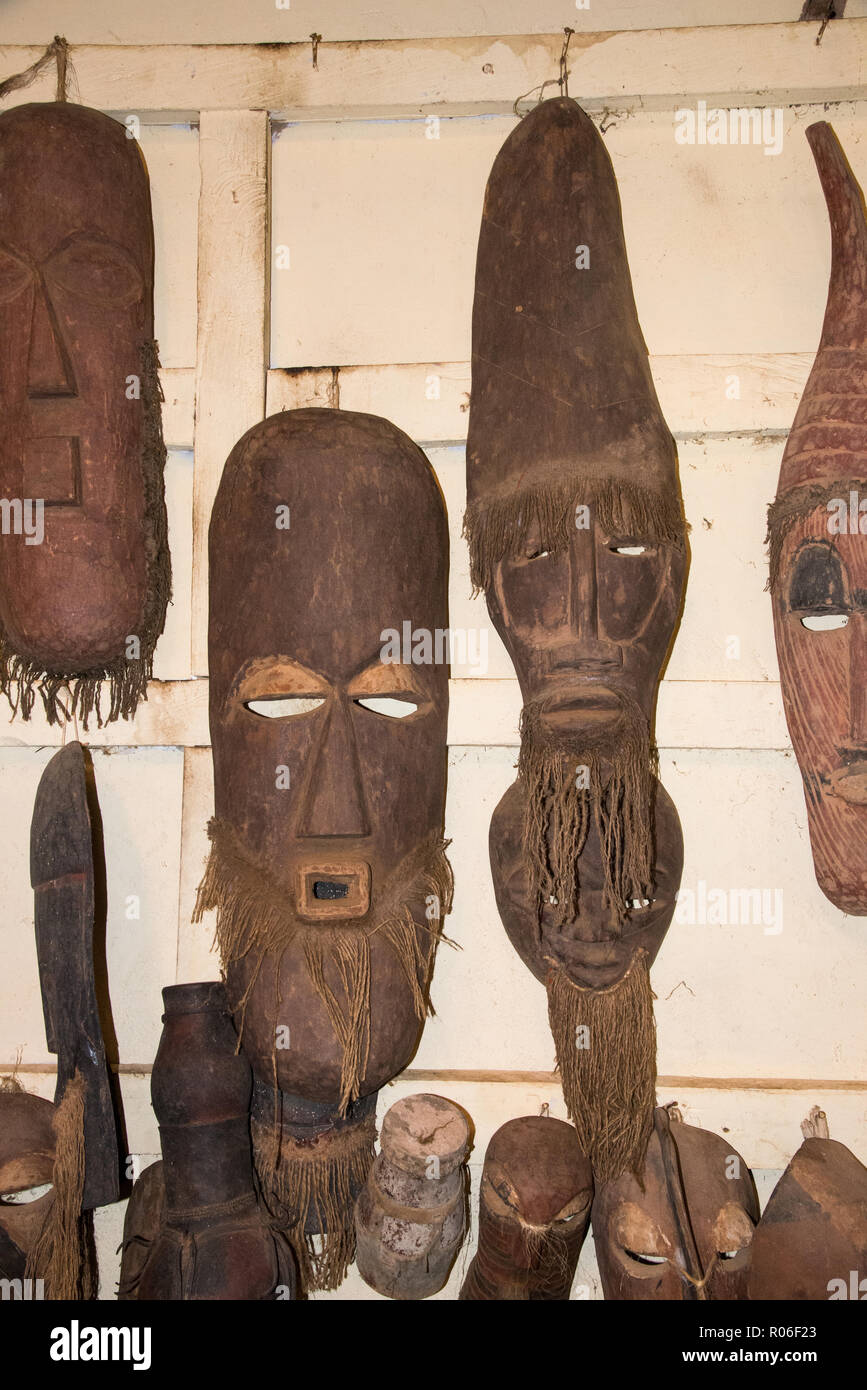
[0,102,170,728]
[465,97,686,1179]
[749,1109,867,1301]
[768,123,867,914]
[460,1115,593,1300]
[592,1108,758,1300]
[196,408,451,1289]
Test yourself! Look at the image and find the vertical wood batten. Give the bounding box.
[191,109,269,675]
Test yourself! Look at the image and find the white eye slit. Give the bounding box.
[611,544,648,556]
[0,1182,53,1205]
[800,612,849,631]
[355,696,418,719]
[718,1249,741,1261]
[625,1249,667,1266]
[529,548,550,560]
[245,696,325,718]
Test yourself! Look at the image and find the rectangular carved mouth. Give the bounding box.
[295,861,371,921]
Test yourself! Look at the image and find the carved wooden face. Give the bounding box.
[749,1136,867,1300]
[486,516,686,739]
[0,1091,56,1267]
[490,776,683,990]
[208,410,449,1101]
[592,1116,759,1300]
[0,103,156,674]
[772,514,867,913]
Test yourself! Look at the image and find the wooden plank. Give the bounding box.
[191,110,269,675]
[266,355,811,441]
[2,1,854,46]
[159,368,195,449]
[0,23,864,118]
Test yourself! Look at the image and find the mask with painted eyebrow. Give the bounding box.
[767,121,867,913]
[197,406,452,1293]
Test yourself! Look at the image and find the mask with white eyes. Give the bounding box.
[0,101,170,728]
[464,96,687,1180]
[460,1115,593,1301]
[195,407,452,1291]
[767,122,867,914]
[592,1106,758,1301]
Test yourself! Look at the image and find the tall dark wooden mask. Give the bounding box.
[0,102,170,728]
[767,123,867,914]
[465,97,687,1180]
[195,408,452,1289]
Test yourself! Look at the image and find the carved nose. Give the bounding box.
[297,697,369,838]
[28,284,75,397]
[563,527,621,664]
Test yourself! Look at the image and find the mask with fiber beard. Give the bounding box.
[465,97,687,1180]
[195,407,451,1291]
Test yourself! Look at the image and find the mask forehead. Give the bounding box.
[0,103,152,270]
[209,410,448,694]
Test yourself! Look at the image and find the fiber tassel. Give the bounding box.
[547,952,656,1181]
[26,1071,95,1299]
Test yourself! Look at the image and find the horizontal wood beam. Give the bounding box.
[0,22,863,119]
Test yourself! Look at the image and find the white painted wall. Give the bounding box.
[0,7,865,1301]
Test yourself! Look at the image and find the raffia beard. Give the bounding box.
[193,820,454,1116]
[546,951,656,1182]
[518,692,657,930]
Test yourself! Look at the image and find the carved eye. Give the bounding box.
[801,613,849,632]
[0,246,32,303]
[0,1181,53,1205]
[45,237,144,307]
[789,543,848,631]
[623,1248,667,1266]
[610,542,649,556]
[355,696,418,719]
[526,545,551,561]
[245,696,325,718]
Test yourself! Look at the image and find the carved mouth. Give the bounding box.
[827,763,867,806]
[541,685,623,730]
[295,861,371,920]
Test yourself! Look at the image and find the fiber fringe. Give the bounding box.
[547,952,656,1182]
[193,819,454,1114]
[252,1113,376,1292]
[0,340,171,729]
[26,1071,95,1300]
[518,702,656,927]
[766,476,867,593]
[463,477,686,594]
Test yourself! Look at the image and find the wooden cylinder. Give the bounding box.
[355,1093,470,1299]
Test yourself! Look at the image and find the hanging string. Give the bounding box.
[310,33,322,70]
[559,28,574,98]
[513,27,575,118]
[0,35,72,102]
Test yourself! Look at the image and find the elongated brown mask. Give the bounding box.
[196,409,451,1115]
[0,101,170,728]
[749,1110,867,1301]
[768,123,867,914]
[592,1108,759,1300]
[465,97,686,1179]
